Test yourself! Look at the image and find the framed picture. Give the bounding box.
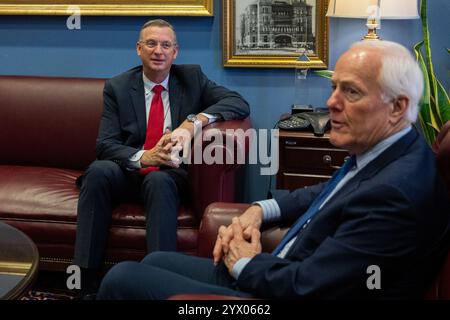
[0,0,213,16]
[223,0,328,68]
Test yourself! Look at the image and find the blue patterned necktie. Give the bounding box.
[272,155,356,256]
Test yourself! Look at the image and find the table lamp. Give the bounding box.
[326,0,419,40]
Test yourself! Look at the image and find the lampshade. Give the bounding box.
[326,0,419,19]
[326,0,419,40]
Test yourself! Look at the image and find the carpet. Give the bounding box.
[21,289,77,300]
[20,271,79,300]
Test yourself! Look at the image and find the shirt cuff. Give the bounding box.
[200,112,219,125]
[231,257,252,280]
[253,199,281,223]
[128,150,145,169]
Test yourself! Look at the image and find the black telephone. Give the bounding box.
[277,109,331,136]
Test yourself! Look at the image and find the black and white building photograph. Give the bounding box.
[235,0,317,56]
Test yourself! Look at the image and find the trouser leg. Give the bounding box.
[97,252,248,300]
[74,160,134,268]
[141,168,188,252]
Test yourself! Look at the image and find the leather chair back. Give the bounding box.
[0,76,104,170]
[433,121,450,192]
[426,121,450,299]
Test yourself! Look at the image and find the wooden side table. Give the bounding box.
[277,130,349,190]
[0,222,39,300]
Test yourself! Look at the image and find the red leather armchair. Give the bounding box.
[173,122,450,300]
[426,121,450,300]
[0,75,251,271]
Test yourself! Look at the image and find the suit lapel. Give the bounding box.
[168,72,184,128]
[129,71,147,142]
[328,128,419,201]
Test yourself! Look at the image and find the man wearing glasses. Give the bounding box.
[73,19,249,297]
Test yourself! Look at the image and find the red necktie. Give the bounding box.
[140,85,165,175]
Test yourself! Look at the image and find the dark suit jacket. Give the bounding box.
[95,65,250,167]
[238,128,450,299]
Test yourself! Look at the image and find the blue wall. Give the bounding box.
[1,0,448,201]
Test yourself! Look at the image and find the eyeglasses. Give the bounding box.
[139,40,177,50]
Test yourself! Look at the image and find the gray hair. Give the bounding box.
[351,40,424,123]
[139,19,177,43]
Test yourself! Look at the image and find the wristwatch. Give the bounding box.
[187,114,202,127]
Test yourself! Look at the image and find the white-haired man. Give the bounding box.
[96,41,450,299]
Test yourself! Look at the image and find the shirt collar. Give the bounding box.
[142,73,169,93]
[355,126,412,170]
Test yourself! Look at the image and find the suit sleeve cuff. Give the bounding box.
[200,112,220,125]
[253,199,281,223]
[128,150,145,169]
[231,257,252,280]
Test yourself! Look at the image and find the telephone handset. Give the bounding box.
[277,110,331,136]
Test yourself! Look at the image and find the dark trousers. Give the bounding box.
[73,160,188,269]
[96,252,251,300]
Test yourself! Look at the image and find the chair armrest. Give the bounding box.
[197,202,251,257]
[197,202,288,257]
[188,118,252,220]
[173,201,288,301]
[171,202,255,301]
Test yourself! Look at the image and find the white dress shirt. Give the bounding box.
[127,73,218,169]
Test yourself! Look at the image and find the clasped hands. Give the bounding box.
[213,206,263,273]
[140,126,193,169]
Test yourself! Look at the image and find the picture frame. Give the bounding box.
[223,0,328,68]
[0,0,213,16]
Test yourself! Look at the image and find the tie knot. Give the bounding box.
[152,85,164,95]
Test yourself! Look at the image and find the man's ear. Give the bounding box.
[390,95,409,125]
[136,42,141,57]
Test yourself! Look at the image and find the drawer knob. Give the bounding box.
[323,155,341,170]
[285,140,297,146]
[323,154,332,164]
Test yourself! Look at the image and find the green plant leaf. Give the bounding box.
[418,114,435,145]
[420,0,436,96]
[413,0,450,145]
[419,0,440,129]
[414,41,438,145]
[420,0,439,129]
